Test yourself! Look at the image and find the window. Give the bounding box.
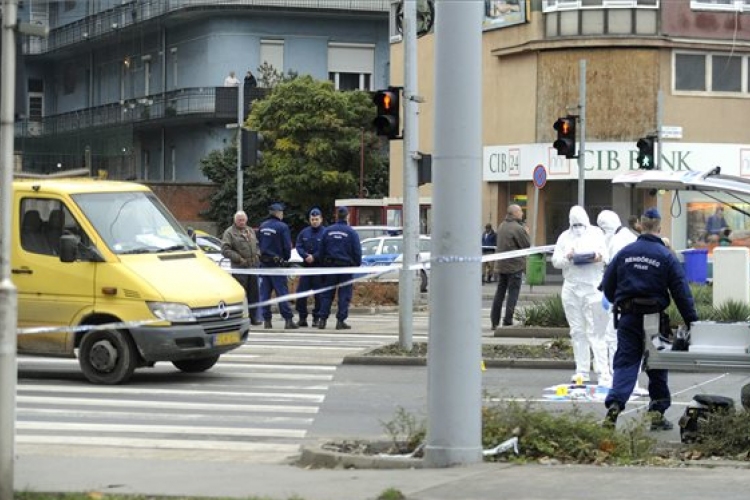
[260,39,284,74]
[27,79,43,121]
[328,43,375,91]
[690,0,750,12]
[389,0,402,42]
[19,199,88,256]
[543,0,658,11]
[674,51,750,95]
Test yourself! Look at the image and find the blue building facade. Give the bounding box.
[13,0,390,182]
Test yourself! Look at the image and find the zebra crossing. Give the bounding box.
[14,329,411,461]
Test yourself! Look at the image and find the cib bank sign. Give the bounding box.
[483,142,750,182]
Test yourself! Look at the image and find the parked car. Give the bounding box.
[352,225,403,241]
[360,235,430,292]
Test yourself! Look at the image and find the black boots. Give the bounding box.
[297,319,309,327]
[312,318,320,328]
[336,320,351,330]
[263,319,272,329]
[284,319,299,330]
[317,319,327,330]
[603,402,622,429]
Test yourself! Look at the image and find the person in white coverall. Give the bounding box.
[552,206,609,383]
[595,210,637,387]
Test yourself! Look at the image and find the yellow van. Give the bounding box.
[12,177,249,384]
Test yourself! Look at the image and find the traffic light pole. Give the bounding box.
[577,59,586,206]
[398,0,418,351]
[0,3,20,497]
[236,82,245,211]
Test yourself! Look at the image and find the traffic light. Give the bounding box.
[241,129,263,167]
[553,116,577,159]
[636,136,656,170]
[373,88,401,139]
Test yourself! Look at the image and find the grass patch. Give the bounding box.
[365,340,573,360]
[517,294,569,328]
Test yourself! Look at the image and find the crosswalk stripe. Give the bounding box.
[16,435,301,453]
[17,395,320,414]
[17,421,307,438]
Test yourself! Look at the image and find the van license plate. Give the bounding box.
[215,332,240,346]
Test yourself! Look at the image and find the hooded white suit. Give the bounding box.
[596,210,638,384]
[552,206,609,382]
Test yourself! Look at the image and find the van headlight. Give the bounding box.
[242,296,249,318]
[148,302,196,322]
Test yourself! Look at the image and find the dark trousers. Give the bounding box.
[260,271,294,320]
[295,273,323,320]
[490,271,523,327]
[234,273,259,317]
[605,313,671,413]
[319,273,353,321]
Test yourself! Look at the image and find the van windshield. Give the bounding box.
[72,191,197,255]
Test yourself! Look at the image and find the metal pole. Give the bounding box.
[577,59,586,206]
[359,127,364,198]
[424,0,483,467]
[656,89,663,171]
[399,0,418,351]
[0,2,20,497]
[236,83,244,211]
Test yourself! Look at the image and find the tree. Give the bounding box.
[201,75,388,234]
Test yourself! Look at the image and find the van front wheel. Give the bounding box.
[173,355,220,373]
[79,329,137,385]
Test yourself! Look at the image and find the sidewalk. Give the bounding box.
[15,451,750,500]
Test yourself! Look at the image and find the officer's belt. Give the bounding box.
[324,258,352,267]
[616,297,662,315]
[260,255,286,267]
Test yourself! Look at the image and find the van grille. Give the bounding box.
[192,302,245,335]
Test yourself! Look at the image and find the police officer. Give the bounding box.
[295,207,325,327]
[600,208,698,430]
[317,206,362,330]
[258,202,298,330]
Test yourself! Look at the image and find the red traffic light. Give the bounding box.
[553,116,577,159]
[373,88,401,139]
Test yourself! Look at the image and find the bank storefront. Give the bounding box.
[483,142,750,249]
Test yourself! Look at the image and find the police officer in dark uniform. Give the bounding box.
[295,207,325,327]
[317,206,362,330]
[600,208,698,430]
[258,202,298,330]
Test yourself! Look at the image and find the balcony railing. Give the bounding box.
[22,0,390,54]
[15,87,269,138]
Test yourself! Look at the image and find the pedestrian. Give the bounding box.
[705,205,728,237]
[601,208,698,430]
[595,210,637,387]
[295,207,326,327]
[551,205,609,384]
[224,70,240,87]
[719,228,733,246]
[481,223,497,283]
[490,205,530,330]
[317,206,362,330]
[221,210,262,325]
[258,203,298,330]
[244,70,258,88]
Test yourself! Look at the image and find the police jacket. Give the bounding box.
[221,225,259,269]
[495,216,531,274]
[258,215,292,263]
[601,233,698,324]
[482,229,497,254]
[319,221,362,266]
[296,224,325,266]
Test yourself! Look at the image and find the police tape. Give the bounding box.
[16,245,553,337]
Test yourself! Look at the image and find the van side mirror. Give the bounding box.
[59,234,79,262]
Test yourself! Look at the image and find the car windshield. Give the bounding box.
[361,239,382,256]
[72,191,196,255]
[197,236,222,254]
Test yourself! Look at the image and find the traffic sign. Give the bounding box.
[660,126,683,140]
[533,164,547,189]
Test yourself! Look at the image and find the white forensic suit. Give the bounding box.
[595,210,638,387]
[552,206,609,383]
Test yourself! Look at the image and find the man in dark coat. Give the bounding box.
[490,204,530,330]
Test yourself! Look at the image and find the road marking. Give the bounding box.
[16,435,301,453]
[17,421,307,438]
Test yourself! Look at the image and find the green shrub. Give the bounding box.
[689,283,713,306]
[712,300,750,322]
[687,410,750,460]
[518,294,569,327]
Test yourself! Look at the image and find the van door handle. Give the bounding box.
[12,268,32,275]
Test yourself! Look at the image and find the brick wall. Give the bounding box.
[145,182,220,235]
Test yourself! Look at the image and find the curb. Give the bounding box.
[494,327,569,338]
[342,355,574,369]
[296,446,424,470]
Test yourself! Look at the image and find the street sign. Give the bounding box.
[660,126,683,140]
[533,164,547,189]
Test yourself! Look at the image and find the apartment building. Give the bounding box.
[388,0,750,248]
[8,0,389,224]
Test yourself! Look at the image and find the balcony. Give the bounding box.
[22,0,390,55]
[15,87,269,138]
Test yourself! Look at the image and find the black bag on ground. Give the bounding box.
[678,394,735,444]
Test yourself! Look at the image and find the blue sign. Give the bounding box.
[533,164,547,189]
